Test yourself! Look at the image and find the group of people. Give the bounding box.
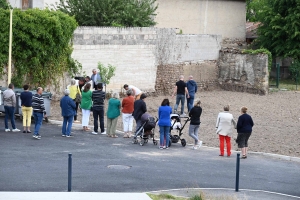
[3,72,254,159]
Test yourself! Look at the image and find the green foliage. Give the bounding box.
[289,61,300,83]
[242,48,272,71]
[255,0,300,60]
[0,0,10,9]
[246,0,268,22]
[97,62,116,85]
[54,0,158,27]
[0,8,81,88]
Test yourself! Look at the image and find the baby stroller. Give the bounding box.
[132,113,158,146]
[168,114,190,147]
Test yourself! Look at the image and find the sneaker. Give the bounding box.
[5,129,10,132]
[62,135,66,137]
[198,141,203,147]
[36,134,41,139]
[163,146,166,149]
[193,146,198,150]
[101,131,106,135]
[12,128,21,132]
[166,147,169,150]
[92,131,98,135]
[74,120,80,123]
[33,135,41,140]
[159,146,163,149]
[66,135,74,138]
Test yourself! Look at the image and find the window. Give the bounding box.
[22,0,32,10]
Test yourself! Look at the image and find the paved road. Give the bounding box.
[0,119,299,198]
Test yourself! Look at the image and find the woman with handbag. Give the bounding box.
[80,83,92,131]
[68,79,81,123]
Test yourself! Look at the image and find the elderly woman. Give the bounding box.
[188,100,202,150]
[80,83,92,131]
[68,79,81,123]
[60,89,76,137]
[216,105,236,157]
[106,92,121,138]
[236,106,254,159]
[122,89,135,138]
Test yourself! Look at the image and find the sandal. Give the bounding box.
[241,155,247,159]
[112,135,118,138]
[123,134,129,138]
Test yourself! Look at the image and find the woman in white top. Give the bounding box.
[216,105,236,157]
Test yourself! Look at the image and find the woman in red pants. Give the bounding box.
[215,105,236,157]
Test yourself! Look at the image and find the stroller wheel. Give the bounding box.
[153,140,158,145]
[132,138,138,144]
[181,139,186,147]
[145,139,148,143]
[140,139,145,146]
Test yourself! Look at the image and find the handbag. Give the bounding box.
[75,86,81,103]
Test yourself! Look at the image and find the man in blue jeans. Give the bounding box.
[32,87,46,139]
[3,83,20,132]
[186,75,198,112]
[172,75,189,115]
[60,89,76,137]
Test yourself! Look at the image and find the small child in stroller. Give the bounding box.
[132,113,158,146]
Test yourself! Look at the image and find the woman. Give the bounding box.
[20,84,33,133]
[236,106,254,159]
[122,89,135,138]
[106,92,121,138]
[158,99,172,149]
[216,105,236,157]
[80,83,92,131]
[188,100,202,150]
[68,79,81,123]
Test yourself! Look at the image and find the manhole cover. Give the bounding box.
[107,165,132,169]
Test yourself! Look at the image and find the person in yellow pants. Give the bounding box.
[20,85,33,133]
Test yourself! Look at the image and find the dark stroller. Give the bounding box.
[132,113,158,146]
[168,113,190,147]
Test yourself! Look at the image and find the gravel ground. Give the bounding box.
[50,90,300,158]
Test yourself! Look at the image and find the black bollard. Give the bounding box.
[68,153,72,192]
[235,153,240,192]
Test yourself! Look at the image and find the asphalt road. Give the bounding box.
[0,119,299,197]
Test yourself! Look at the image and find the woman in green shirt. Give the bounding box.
[80,83,92,131]
[106,92,121,137]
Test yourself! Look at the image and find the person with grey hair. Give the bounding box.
[60,89,76,137]
[3,83,20,132]
[216,105,237,157]
[68,79,81,123]
[121,89,135,138]
[106,92,121,137]
[172,75,189,116]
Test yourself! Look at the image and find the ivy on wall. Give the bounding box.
[0,8,81,88]
[242,49,272,72]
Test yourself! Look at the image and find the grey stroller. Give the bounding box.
[132,113,158,146]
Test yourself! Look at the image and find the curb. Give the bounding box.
[47,119,300,163]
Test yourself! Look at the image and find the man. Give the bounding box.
[186,75,198,112]
[60,89,76,137]
[123,84,142,100]
[78,78,86,91]
[132,93,147,132]
[32,87,46,139]
[91,69,102,90]
[3,83,20,132]
[172,75,189,115]
[92,83,106,135]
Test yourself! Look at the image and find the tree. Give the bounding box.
[255,0,300,60]
[0,8,81,88]
[97,62,116,92]
[53,0,157,27]
[0,0,10,9]
[246,0,268,22]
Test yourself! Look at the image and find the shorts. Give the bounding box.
[236,132,251,148]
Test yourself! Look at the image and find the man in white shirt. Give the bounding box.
[123,84,142,100]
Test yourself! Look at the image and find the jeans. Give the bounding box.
[174,94,185,114]
[219,135,231,156]
[186,95,195,112]
[93,108,104,133]
[107,117,118,136]
[22,106,32,127]
[122,113,133,132]
[189,124,199,145]
[159,126,170,147]
[33,112,43,135]
[4,106,16,129]
[62,116,73,136]
[135,119,142,133]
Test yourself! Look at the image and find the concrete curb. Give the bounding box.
[47,119,300,163]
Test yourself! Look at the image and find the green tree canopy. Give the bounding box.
[0,8,81,88]
[246,0,268,22]
[255,0,300,60]
[53,0,157,27]
[0,0,10,9]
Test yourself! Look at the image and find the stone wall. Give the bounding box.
[218,48,269,95]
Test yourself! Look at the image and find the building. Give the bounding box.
[7,0,44,9]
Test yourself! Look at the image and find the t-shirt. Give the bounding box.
[129,85,142,95]
[176,80,186,95]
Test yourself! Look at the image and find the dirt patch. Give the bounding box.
[50,91,300,157]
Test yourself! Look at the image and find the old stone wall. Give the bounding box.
[218,48,269,95]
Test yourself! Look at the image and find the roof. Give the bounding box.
[246,22,260,39]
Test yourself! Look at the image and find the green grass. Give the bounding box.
[147,193,188,200]
[147,193,238,200]
[269,79,300,91]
